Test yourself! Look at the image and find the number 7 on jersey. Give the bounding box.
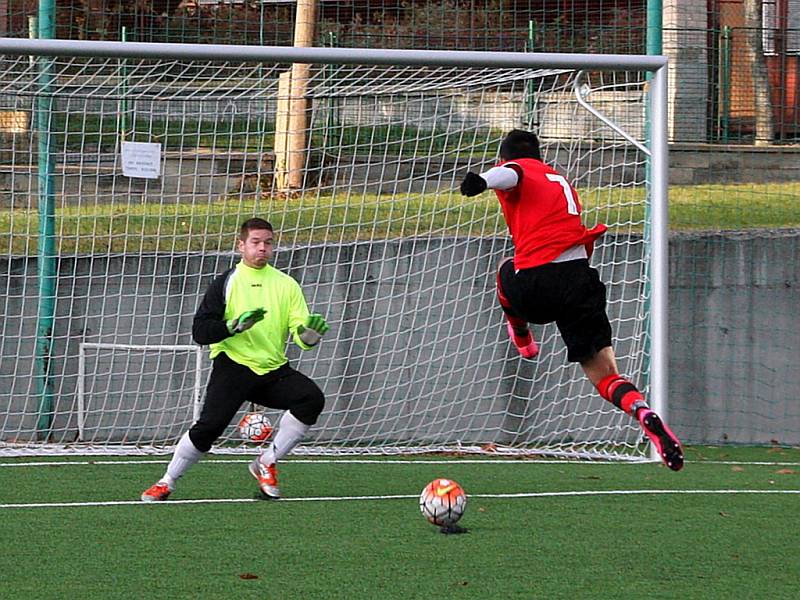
[545,173,579,215]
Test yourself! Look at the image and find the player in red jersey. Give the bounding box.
[460,130,683,471]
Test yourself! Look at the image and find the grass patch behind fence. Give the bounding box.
[1,182,799,254]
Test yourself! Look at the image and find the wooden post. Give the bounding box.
[274,0,317,193]
[274,71,292,190]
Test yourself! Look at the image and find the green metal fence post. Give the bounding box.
[719,26,732,143]
[325,31,339,149]
[525,20,537,128]
[35,0,57,439]
[646,0,663,57]
[120,26,129,141]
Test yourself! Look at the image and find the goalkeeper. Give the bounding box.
[141,218,330,501]
[460,130,683,471]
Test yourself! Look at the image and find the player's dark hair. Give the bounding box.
[239,217,273,240]
[499,129,542,161]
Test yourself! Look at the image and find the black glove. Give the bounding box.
[460,172,487,197]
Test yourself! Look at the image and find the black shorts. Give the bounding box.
[499,258,612,363]
[188,353,325,452]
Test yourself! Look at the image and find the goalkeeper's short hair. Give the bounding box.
[500,129,542,161]
[239,217,273,240]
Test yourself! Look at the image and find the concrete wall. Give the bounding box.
[668,143,800,184]
[2,231,799,447]
[668,230,800,444]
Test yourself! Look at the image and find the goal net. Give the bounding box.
[0,40,668,460]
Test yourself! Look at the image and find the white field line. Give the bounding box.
[2,489,800,510]
[2,458,800,468]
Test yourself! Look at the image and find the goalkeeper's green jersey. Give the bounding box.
[194,261,311,375]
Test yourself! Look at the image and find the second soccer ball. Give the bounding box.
[237,412,273,443]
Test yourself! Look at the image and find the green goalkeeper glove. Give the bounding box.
[226,308,266,334]
[297,313,330,346]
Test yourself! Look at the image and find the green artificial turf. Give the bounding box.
[1,446,798,600]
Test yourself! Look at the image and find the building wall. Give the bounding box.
[664,0,710,142]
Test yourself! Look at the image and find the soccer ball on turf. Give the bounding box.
[237,412,273,443]
[419,478,467,527]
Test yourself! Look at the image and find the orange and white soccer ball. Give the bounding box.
[237,412,273,443]
[419,478,467,527]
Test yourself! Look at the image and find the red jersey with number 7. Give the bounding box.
[495,158,607,270]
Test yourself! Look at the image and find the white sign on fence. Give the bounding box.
[121,141,162,179]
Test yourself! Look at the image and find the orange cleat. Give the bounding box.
[249,459,280,499]
[140,481,172,502]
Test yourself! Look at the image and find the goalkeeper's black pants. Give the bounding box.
[189,352,325,452]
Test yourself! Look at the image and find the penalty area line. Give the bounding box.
[2,488,799,509]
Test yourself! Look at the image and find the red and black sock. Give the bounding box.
[597,374,648,416]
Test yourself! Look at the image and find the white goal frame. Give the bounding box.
[77,342,205,442]
[0,38,668,461]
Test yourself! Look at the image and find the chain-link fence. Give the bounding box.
[1,1,798,447]
[2,2,646,52]
[2,1,797,144]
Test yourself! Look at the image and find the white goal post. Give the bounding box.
[76,343,205,445]
[0,38,668,461]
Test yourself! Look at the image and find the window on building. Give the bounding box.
[763,0,800,54]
